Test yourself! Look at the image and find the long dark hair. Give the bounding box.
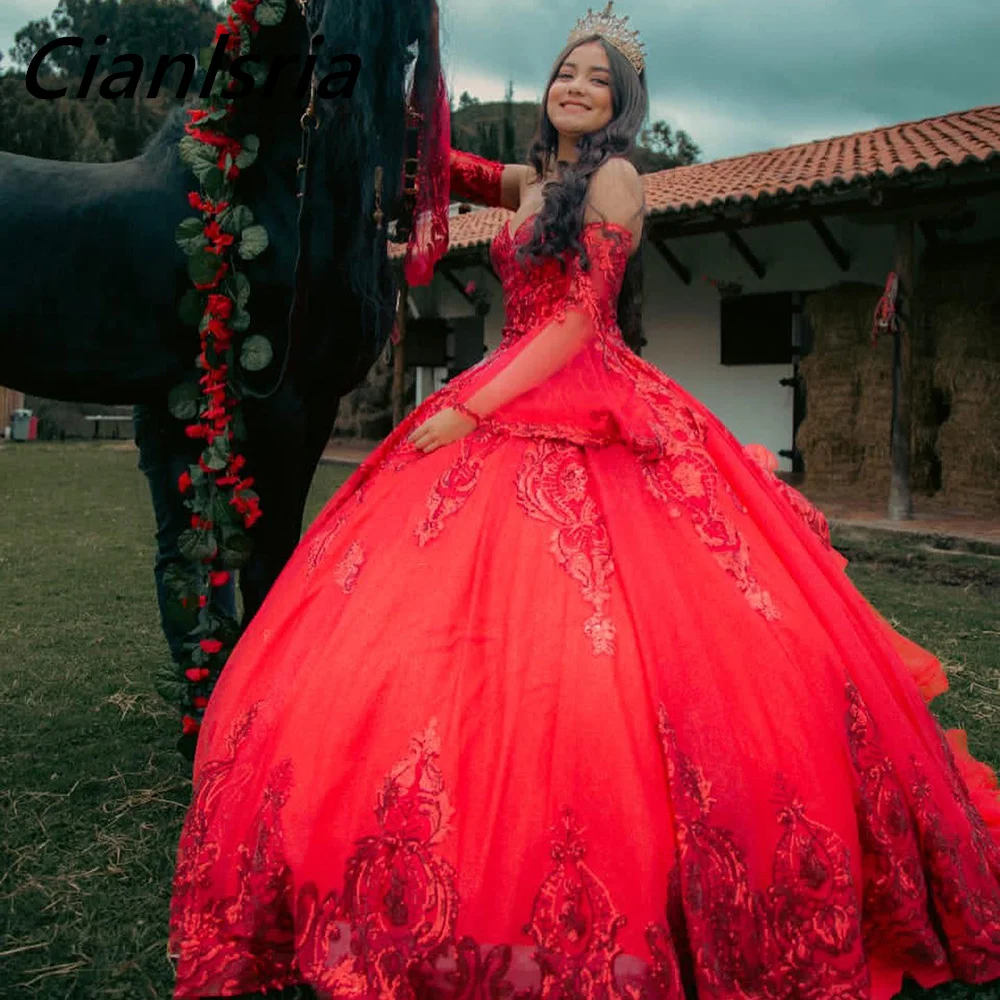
[518,34,648,353]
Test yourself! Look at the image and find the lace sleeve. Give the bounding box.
[450,158,643,421]
[450,149,505,207]
[451,221,633,420]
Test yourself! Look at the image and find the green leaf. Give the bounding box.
[175,217,208,255]
[235,134,259,170]
[203,169,229,202]
[230,309,250,333]
[219,204,254,236]
[188,249,224,287]
[204,436,230,471]
[232,272,250,309]
[178,288,206,326]
[238,224,269,260]
[153,660,186,707]
[179,134,216,166]
[198,45,217,71]
[179,528,218,562]
[220,527,254,569]
[168,381,201,421]
[240,334,273,371]
[255,0,286,26]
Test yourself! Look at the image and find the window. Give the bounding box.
[720,292,793,365]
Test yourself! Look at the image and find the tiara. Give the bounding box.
[566,1,645,75]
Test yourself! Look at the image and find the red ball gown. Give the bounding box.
[169,153,1000,999]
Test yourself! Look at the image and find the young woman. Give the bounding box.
[168,6,1000,997]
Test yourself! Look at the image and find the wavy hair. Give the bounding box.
[518,34,648,352]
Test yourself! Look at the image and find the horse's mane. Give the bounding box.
[313,0,427,358]
[135,0,430,373]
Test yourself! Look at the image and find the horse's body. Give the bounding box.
[1,0,431,624]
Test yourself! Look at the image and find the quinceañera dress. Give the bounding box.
[169,150,1000,1000]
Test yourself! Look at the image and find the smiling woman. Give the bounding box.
[24,31,360,100]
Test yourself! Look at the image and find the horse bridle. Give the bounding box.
[238,0,421,401]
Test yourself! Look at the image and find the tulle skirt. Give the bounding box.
[168,375,1000,999]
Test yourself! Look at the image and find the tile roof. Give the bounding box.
[388,103,1000,258]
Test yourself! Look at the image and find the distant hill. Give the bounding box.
[450,100,699,175]
[451,101,541,164]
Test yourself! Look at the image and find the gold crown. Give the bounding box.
[566,1,645,75]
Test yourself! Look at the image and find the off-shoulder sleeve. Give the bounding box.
[450,222,633,421]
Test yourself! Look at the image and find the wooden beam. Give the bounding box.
[726,230,766,279]
[391,283,408,427]
[888,220,915,521]
[650,237,691,284]
[810,217,851,271]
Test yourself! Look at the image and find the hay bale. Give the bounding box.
[804,282,882,354]
[797,348,866,490]
[933,358,1000,510]
[921,239,1000,362]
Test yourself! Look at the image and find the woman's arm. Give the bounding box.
[449,149,528,210]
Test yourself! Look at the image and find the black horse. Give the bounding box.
[0,0,436,657]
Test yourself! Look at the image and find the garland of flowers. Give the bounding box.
[163,0,287,745]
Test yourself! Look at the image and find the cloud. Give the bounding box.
[2,0,996,160]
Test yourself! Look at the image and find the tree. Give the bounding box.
[457,90,479,110]
[632,119,701,173]
[3,0,219,161]
[501,79,516,163]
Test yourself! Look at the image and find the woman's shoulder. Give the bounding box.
[584,157,645,248]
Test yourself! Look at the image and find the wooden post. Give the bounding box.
[391,282,408,427]
[888,220,914,520]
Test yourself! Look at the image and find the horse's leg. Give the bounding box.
[236,385,310,625]
[236,382,344,626]
[133,400,238,669]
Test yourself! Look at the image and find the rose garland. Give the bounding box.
[163,0,287,745]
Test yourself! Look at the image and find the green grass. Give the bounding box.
[1,442,998,999]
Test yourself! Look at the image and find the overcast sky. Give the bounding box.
[2,0,997,161]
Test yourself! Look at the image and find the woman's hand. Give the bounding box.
[406,407,478,453]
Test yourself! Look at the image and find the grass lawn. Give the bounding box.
[1,441,999,999]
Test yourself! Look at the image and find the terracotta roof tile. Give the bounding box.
[388,103,1000,258]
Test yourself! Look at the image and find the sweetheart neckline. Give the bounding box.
[499,212,636,250]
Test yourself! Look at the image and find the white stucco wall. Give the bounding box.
[410,192,999,471]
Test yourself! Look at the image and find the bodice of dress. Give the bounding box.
[489,215,630,348]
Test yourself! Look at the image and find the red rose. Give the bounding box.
[200,638,223,654]
[178,470,192,493]
[193,696,209,709]
[185,667,210,682]
[206,294,233,319]
[209,570,230,587]
[182,715,200,735]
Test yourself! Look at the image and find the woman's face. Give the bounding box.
[546,40,614,139]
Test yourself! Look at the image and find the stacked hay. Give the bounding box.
[925,239,1000,511]
[797,283,877,492]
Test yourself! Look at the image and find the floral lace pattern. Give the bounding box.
[332,541,364,594]
[449,148,504,208]
[657,704,870,997]
[415,426,505,546]
[514,440,616,656]
[624,385,779,622]
[171,691,1000,998]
